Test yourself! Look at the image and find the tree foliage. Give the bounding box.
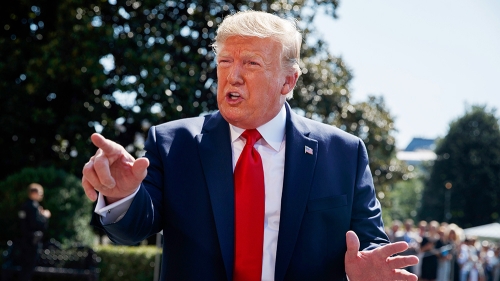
[385,177,424,224]
[341,97,414,202]
[1,0,409,209]
[0,0,112,180]
[419,106,500,227]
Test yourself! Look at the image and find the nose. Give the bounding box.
[227,64,244,85]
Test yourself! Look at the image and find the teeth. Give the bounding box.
[229,93,240,99]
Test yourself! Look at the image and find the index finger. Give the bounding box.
[376,241,409,258]
[91,133,123,155]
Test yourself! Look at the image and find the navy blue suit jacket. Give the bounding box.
[94,103,389,280]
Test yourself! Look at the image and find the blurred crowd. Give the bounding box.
[386,219,500,281]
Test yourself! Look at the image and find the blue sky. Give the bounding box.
[314,0,500,149]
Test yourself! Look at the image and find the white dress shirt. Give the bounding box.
[95,104,287,281]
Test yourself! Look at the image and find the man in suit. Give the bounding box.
[82,10,418,281]
[18,183,51,281]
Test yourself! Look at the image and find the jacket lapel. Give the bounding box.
[196,113,234,281]
[275,105,319,281]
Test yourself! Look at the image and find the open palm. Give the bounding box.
[344,231,419,281]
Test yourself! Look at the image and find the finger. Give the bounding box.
[376,241,409,258]
[82,158,102,189]
[345,231,361,257]
[82,177,98,201]
[390,268,418,281]
[387,255,419,269]
[91,133,124,156]
[132,157,149,181]
[93,148,116,188]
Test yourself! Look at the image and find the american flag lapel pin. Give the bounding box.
[305,146,313,155]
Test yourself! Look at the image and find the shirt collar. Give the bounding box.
[229,104,286,152]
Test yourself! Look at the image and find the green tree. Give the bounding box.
[385,177,424,223]
[339,96,412,212]
[0,166,95,246]
[0,0,112,180]
[419,106,500,227]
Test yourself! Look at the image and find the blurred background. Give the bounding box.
[1,0,499,280]
[314,0,500,148]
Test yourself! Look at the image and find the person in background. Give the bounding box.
[387,220,403,242]
[415,220,429,277]
[492,247,500,281]
[419,220,429,237]
[436,225,453,281]
[18,183,51,281]
[398,219,421,274]
[447,224,464,281]
[420,235,439,281]
[480,241,497,281]
[459,237,482,281]
[428,220,441,242]
[469,237,485,281]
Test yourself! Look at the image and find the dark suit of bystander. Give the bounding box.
[18,183,51,281]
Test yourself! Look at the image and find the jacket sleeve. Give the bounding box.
[90,126,164,245]
[350,139,390,250]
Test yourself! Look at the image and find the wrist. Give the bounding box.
[104,196,125,205]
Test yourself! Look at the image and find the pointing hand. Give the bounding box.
[81,133,149,203]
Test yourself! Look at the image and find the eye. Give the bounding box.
[246,60,261,67]
[217,58,231,65]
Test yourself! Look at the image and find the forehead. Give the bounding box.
[218,36,281,57]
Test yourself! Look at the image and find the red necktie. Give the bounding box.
[233,129,265,281]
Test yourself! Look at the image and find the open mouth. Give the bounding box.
[228,92,241,100]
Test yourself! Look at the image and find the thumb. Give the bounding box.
[132,157,149,181]
[346,230,361,258]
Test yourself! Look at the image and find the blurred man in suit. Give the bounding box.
[18,183,51,281]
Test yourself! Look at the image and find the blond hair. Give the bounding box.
[213,11,302,99]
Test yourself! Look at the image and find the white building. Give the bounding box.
[396,137,437,166]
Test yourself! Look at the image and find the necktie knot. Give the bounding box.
[241,129,262,147]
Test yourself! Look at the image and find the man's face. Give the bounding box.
[30,190,43,202]
[216,36,297,129]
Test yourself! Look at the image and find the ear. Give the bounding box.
[280,71,299,96]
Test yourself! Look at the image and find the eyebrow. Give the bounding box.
[218,49,265,59]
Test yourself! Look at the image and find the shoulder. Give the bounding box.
[21,199,36,209]
[154,115,208,133]
[292,112,362,148]
[144,112,228,150]
[151,112,223,136]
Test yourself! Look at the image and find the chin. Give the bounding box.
[220,106,240,118]
[220,111,240,125]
